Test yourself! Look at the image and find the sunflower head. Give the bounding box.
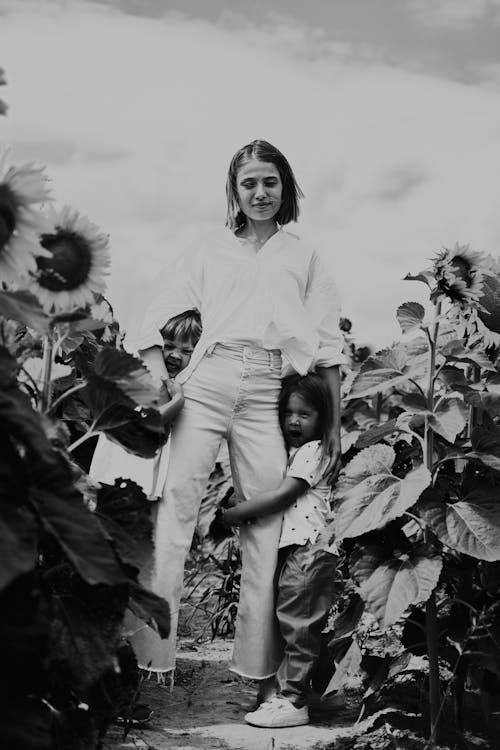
[31,206,111,314]
[432,243,492,307]
[0,148,51,286]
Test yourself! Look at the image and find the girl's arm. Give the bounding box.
[158,378,184,425]
[317,364,341,484]
[223,476,308,527]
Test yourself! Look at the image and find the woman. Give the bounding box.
[127,140,346,687]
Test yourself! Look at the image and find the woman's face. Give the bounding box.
[235,159,283,224]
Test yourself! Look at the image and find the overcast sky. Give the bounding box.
[1,0,500,347]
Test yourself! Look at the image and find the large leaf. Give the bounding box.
[441,340,496,371]
[428,397,467,442]
[419,489,500,561]
[323,639,362,697]
[334,444,431,540]
[31,489,128,585]
[85,348,159,407]
[96,403,168,459]
[350,543,442,627]
[396,302,425,333]
[354,419,398,450]
[346,343,419,400]
[128,582,170,638]
[0,290,50,334]
[0,505,38,589]
[464,423,500,472]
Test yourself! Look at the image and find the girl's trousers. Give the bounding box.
[130,343,287,679]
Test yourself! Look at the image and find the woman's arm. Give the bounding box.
[223,476,308,526]
[317,364,342,484]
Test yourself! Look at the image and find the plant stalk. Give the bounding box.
[424,299,442,742]
[41,333,54,411]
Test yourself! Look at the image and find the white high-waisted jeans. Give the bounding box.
[131,343,287,679]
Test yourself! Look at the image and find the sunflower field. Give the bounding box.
[2,67,500,750]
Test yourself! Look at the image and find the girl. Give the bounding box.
[223,373,339,728]
[126,140,346,688]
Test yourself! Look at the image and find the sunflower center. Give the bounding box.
[37,229,92,291]
[450,256,473,288]
[0,184,18,250]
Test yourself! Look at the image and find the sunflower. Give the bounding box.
[460,257,500,348]
[30,205,111,314]
[0,148,51,286]
[432,243,495,308]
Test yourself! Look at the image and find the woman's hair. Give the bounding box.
[225,140,304,231]
[160,309,202,346]
[278,372,334,466]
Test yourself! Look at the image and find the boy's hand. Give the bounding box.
[162,376,183,401]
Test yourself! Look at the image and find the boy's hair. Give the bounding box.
[225,139,304,232]
[278,372,334,467]
[160,309,202,346]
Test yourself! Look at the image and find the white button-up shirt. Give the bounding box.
[127,226,347,383]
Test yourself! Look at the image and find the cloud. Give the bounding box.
[408,0,500,30]
[1,0,500,349]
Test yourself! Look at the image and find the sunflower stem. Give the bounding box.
[68,429,98,454]
[48,381,87,415]
[41,333,54,411]
[423,298,442,743]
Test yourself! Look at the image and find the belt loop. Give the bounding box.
[207,342,216,356]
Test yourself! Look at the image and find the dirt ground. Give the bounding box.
[104,637,364,750]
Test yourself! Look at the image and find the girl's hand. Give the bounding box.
[226,493,245,508]
[324,428,342,485]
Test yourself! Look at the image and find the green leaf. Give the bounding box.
[346,344,419,400]
[404,270,435,288]
[419,490,500,561]
[0,505,38,589]
[96,403,168,459]
[88,348,159,407]
[396,302,425,333]
[323,639,362,697]
[0,290,50,334]
[354,419,397,450]
[334,444,431,541]
[464,423,500,471]
[441,340,496,371]
[428,397,467,442]
[128,583,170,638]
[350,543,442,627]
[30,489,128,585]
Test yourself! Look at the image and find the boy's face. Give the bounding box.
[162,335,194,377]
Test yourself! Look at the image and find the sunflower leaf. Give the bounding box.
[350,543,442,627]
[127,583,170,638]
[346,343,420,400]
[30,488,128,585]
[334,444,431,540]
[419,489,500,561]
[0,505,38,589]
[87,348,159,407]
[396,302,425,333]
[441,340,496,371]
[428,397,467,442]
[323,639,362,697]
[404,270,435,288]
[0,290,50,334]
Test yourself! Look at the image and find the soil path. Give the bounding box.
[105,639,362,750]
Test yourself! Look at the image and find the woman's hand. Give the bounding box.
[324,427,342,485]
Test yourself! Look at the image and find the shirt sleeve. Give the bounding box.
[125,249,203,352]
[286,441,325,487]
[304,251,348,368]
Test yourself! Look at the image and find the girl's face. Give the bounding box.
[162,335,194,377]
[282,392,321,449]
[235,159,283,224]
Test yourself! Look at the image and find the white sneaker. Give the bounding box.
[244,696,309,728]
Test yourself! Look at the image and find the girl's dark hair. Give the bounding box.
[278,373,334,466]
[225,140,304,232]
